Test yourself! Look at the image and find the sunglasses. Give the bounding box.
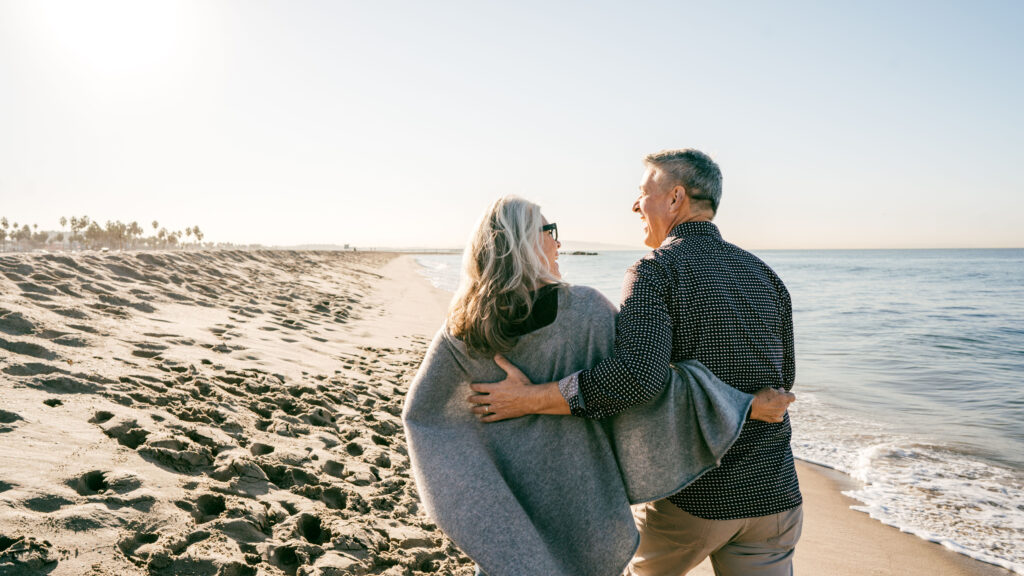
[541,223,558,242]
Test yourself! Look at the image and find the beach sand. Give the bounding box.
[0,251,1011,575]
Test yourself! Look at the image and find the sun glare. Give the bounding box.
[24,0,197,77]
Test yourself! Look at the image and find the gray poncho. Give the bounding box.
[402,285,753,576]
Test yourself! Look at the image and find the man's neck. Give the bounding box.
[670,212,714,229]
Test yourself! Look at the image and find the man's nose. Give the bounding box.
[632,199,641,213]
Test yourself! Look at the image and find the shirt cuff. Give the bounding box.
[557,371,585,414]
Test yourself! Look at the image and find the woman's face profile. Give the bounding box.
[539,215,561,279]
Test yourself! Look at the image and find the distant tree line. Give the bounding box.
[0,216,207,253]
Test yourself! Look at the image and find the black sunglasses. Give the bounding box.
[541,223,558,242]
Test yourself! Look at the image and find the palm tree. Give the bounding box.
[128,221,143,249]
[193,226,204,247]
[71,216,90,249]
[60,217,68,250]
[84,221,102,249]
[0,217,8,252]
[15,224,30,252]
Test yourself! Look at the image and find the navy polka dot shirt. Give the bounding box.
[559,221,802,520]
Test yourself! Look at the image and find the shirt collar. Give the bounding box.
[664,221,721,244]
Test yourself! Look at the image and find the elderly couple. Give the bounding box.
[403,149,802,576]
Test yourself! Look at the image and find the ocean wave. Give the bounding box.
[414,256,460,292]
[791,394,1024,574]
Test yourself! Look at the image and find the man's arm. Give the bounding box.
[467,258,795,423]
[743,283,797,423]
[781,287,796,391]
[469,257,674,422]
[569,257,674,419]
[468,356,569,423]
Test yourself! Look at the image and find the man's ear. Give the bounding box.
[670,185,687,207]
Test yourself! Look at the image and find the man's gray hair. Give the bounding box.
[644,149,722,213]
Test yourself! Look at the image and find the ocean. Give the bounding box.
[415,248,1024,574]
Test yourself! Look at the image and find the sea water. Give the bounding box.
[415,249,1024,573]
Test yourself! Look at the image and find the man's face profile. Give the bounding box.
[633,165,677,248]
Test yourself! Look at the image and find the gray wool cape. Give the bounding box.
[402,285,754,576]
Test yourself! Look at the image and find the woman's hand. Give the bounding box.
[468,355,570,422]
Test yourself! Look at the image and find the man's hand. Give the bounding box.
[749,387,796,423]
[467,355,570,422]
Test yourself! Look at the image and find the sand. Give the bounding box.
[0,251,1012,576]
[1,250,469,576]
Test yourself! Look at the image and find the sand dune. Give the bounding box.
[0,250,471,576]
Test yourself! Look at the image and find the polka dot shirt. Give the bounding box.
[561,221,802,520]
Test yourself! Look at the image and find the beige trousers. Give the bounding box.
[626,499,803,576]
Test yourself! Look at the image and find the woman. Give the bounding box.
[402,196,753,576]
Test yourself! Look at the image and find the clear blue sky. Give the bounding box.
[1,0,1021,249]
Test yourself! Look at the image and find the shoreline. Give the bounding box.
[402,254,1016,576]
[0,250,1013,575]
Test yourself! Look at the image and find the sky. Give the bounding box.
[1,0,1022,249]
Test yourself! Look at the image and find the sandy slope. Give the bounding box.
[0,250,469,576]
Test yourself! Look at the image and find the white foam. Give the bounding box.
[414,255,460,293]
[791,394,1024,574]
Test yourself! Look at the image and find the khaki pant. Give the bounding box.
[626,500,803,576]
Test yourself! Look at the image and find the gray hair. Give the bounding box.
[447,196,561,355]
[644,149,723,213]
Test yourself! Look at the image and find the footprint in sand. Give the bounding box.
[71,470,110,495]
[23,494,75,513]
[116,531,161,562]
[51,334,90,347]
[65,322,97,332]
[2,362,61,376]
[192,494,227,523]
[0,309,35,335]
[0,535,57,572]
[0,337,57,360]
[132,341,168,359]
[322,460,345,478]
[89,410,115,424]
[296,513,332,545]
[98,418,150,449]
[47,306,91,320]
[249,443,275,456]
[320,486,348,510]
[0,410,23,433]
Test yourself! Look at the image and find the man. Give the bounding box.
[470,149,801,575]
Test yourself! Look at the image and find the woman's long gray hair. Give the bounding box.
[447,196,561,355]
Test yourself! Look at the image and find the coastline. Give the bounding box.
[0,250,1013,575]
[400,255,1014,576]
